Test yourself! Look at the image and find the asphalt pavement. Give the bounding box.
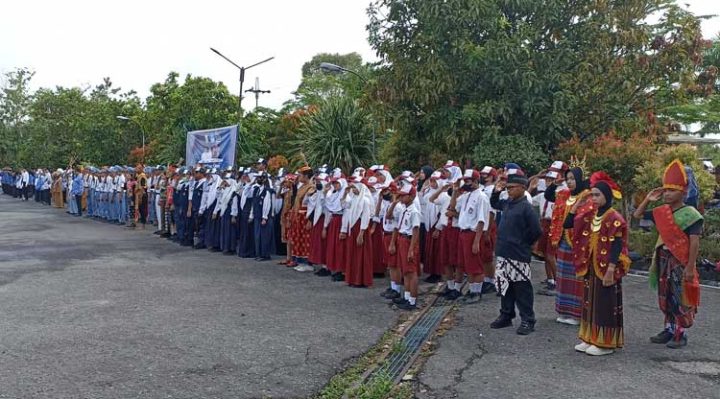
[0,195,398,399]
[416,263,720,398]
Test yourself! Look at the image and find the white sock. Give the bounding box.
[483,277,494,284]
[390,281,398,291]
[470,283,482,293]
[397,285,404,294]
[408,296,417,306]
[453,282,462,292]
[404,291,411,301]
[548,279,556,285]
[446,280,455,290]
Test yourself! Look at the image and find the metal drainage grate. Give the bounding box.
[370,305,451,383]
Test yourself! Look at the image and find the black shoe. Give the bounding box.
[666,335,688,349]
[193,244,207,250]
[438,286,453,297]
[397,301,418,311]
[256,257,271,262]
[445,289,462,301]
[160,233,171,238]
[461,292,482,304]
[153,231,162,235]
[385,290,401,300]
[650,329,674,344]
[315,268,332,277]
[381,288,395,298]
[480,282,497,294]
[490,316,513,329]
[516,321,535,335]
[423,274,442,284]
[209,247,221,252]
[331,272,345,282]
[392,296,408,305]
[223,251,234,256]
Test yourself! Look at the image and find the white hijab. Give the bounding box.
[343,182,372,230]
[217,178,237,214]
[325,178,347,213]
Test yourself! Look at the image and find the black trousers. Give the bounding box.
[500,280,536,324]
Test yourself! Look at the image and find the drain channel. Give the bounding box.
[371,305,450,382]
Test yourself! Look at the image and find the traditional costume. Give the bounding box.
[288,167,314,264]
[547,164,594,323]
[571,172,630,355]
[649,159,703,347]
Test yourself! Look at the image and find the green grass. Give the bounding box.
[314,331,397,399]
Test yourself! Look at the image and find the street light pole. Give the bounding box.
[117,115,145,165]
[210,48,274,120]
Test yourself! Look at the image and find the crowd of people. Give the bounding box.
[1,157,703,356]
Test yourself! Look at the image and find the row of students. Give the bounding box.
[2,157,702,354]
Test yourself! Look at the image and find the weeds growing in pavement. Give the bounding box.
[314,331,397,399]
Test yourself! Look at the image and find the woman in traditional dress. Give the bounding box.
[633,159,703,349]
[568,172,630,356]
[288,167,315,270]
[308,173,329,272]
[546,165,593,325]
[51,171,64,208]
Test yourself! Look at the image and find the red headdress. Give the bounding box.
[662,159,688,192]
[590,171,622,200]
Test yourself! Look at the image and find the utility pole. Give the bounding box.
[245,77,272,109]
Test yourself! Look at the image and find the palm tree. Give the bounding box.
[292,96,376,172]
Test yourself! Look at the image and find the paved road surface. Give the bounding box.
[417,263,720,398]
[0,195,397,398]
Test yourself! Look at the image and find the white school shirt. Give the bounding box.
[382,200,404,233]
[116,174,126,192]
[199,177,219,213]
[420,188,441,230]
[397,202,421,236]
[532,191,554,220]
[105,176,115,193]
[432,192,452,230]
[456,188,490,232]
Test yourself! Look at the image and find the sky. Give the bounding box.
[1,0,719,111]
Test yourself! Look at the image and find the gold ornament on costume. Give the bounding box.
[569,155,587,172]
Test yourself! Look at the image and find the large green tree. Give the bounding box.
[663,36,720,135]
[142,72,239,164]
[0,68,34,166]
[284,52,370,109]
[367,0,706,166]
